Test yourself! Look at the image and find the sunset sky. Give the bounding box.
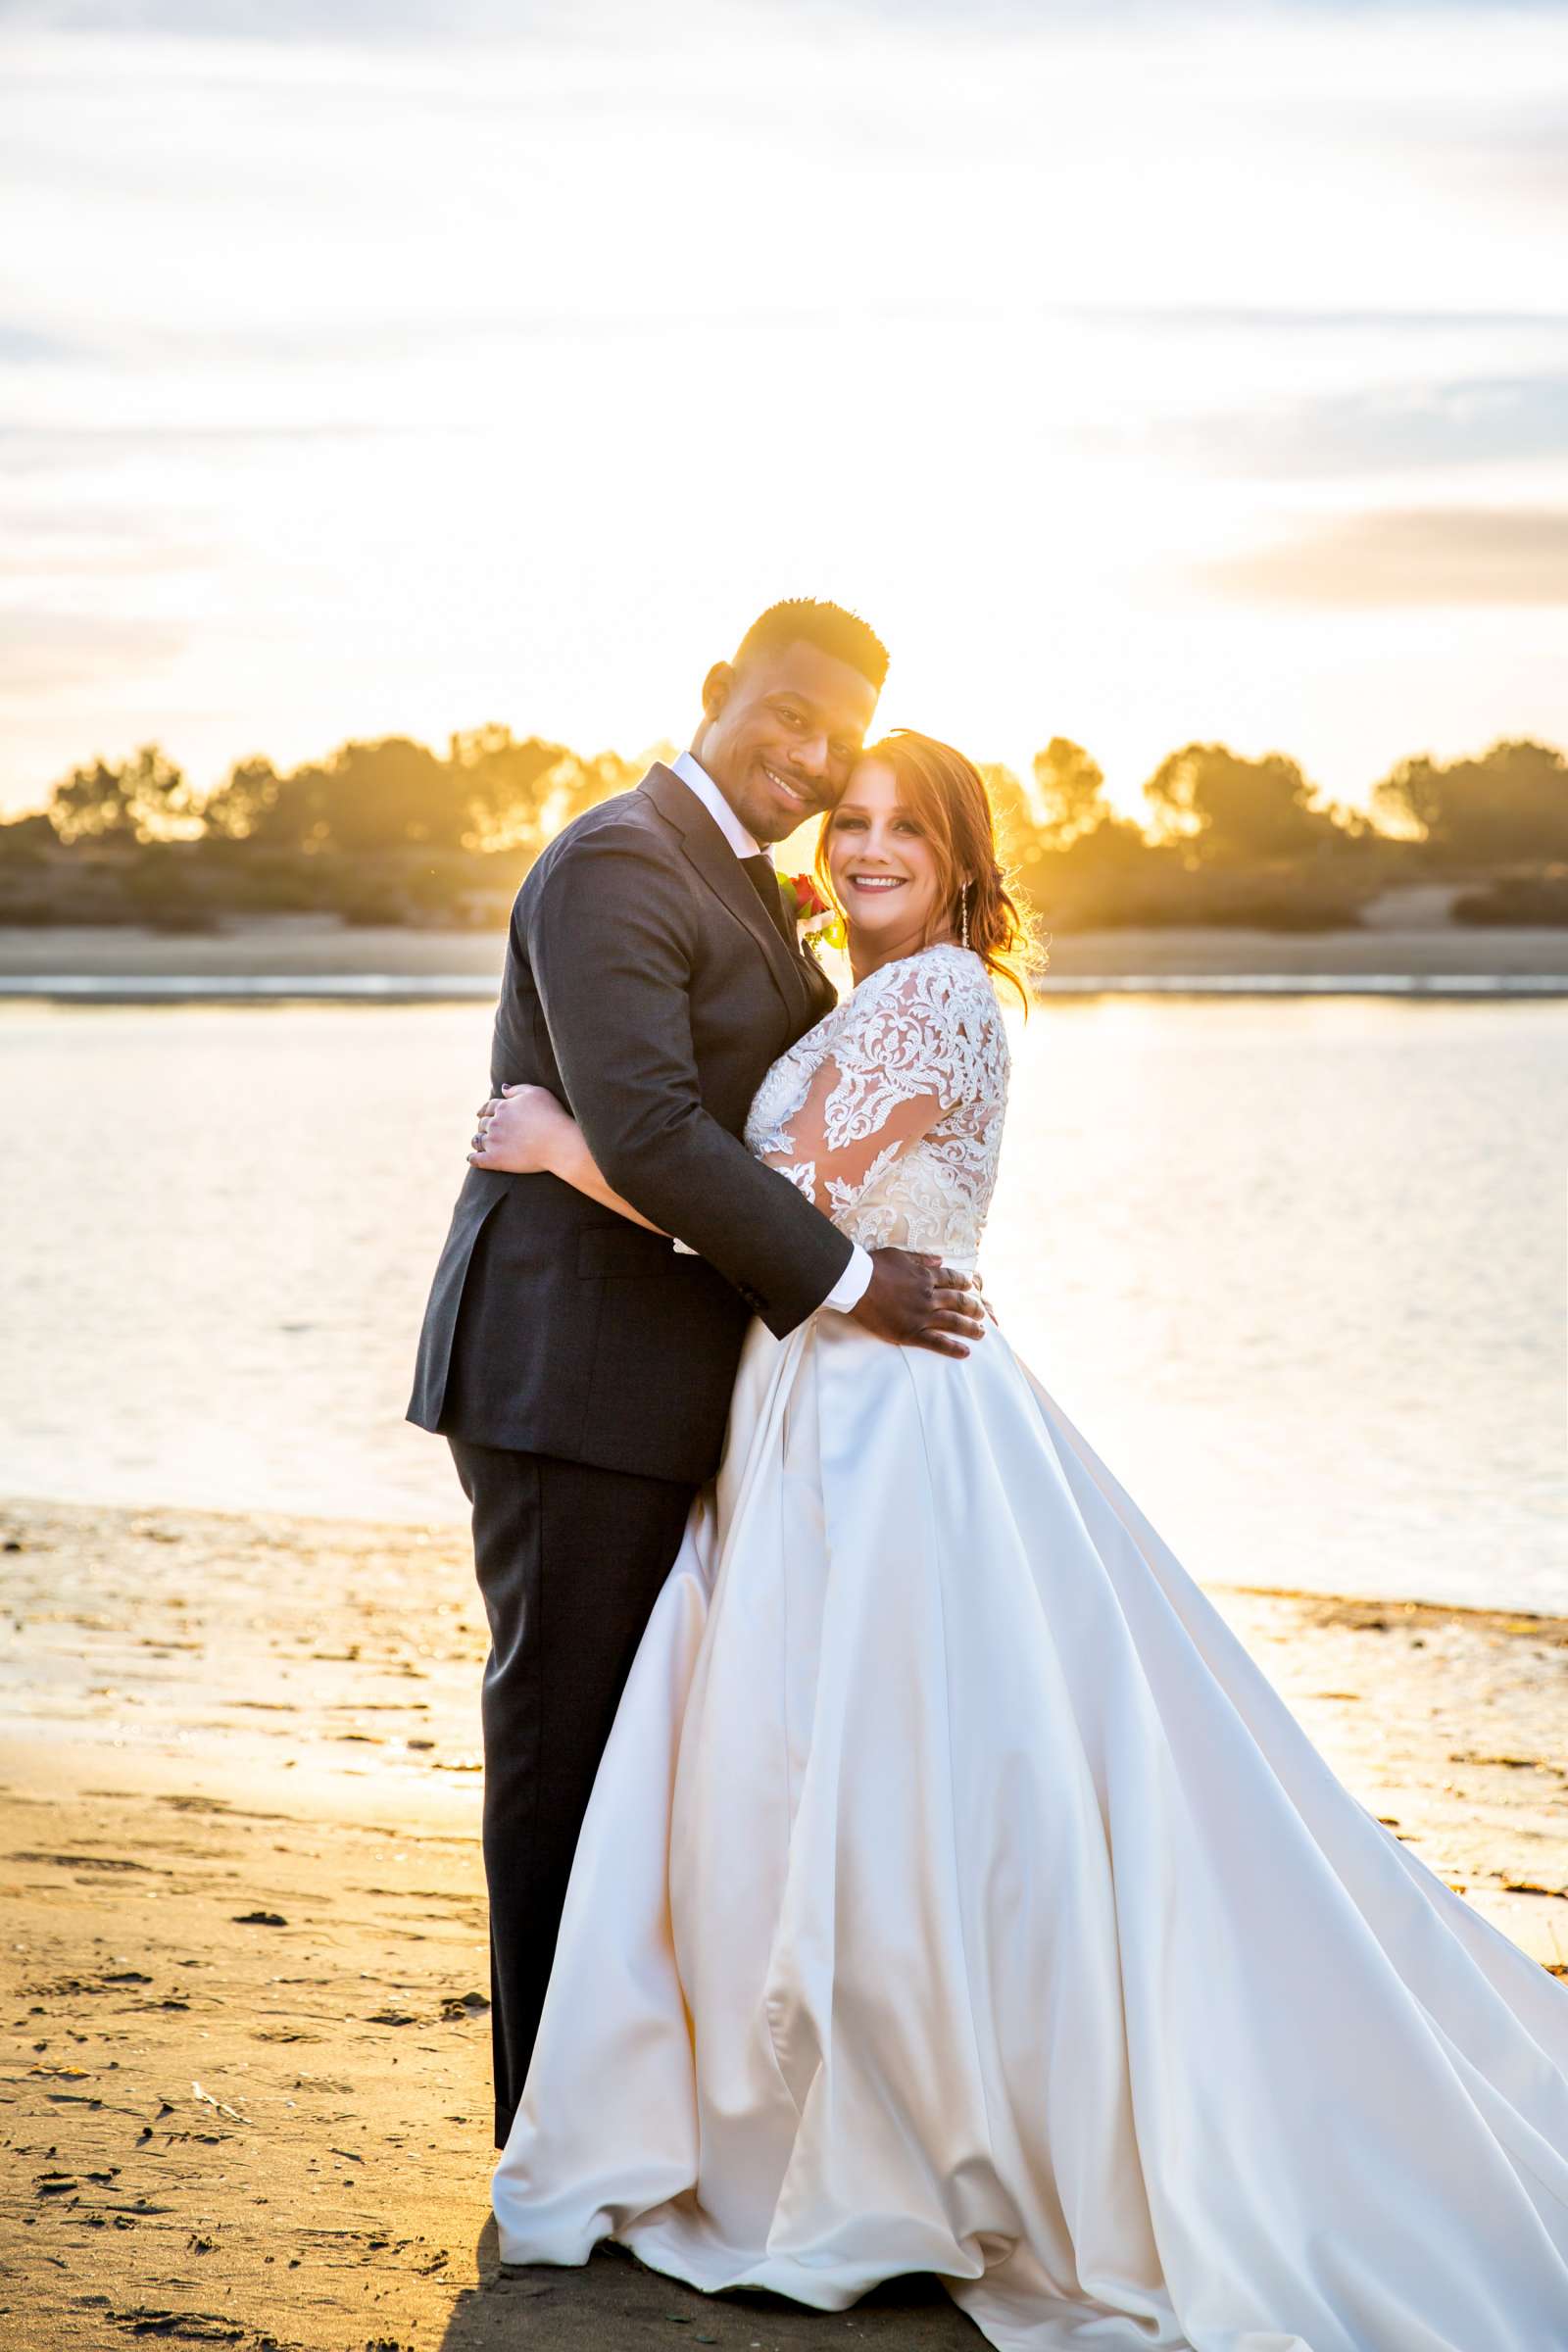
[3,0,1566,820]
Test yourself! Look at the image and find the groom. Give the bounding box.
[409,598,984,2145]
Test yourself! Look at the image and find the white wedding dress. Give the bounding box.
[492,943,1568,2350]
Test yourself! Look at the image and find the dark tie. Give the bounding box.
[740,853,793,948]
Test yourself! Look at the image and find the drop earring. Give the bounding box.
[959,883,970,952]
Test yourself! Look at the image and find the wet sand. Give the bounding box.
[2,1496,1565,2349]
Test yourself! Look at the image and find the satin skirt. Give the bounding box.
[491,1310,1568,2350]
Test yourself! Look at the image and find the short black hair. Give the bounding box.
[733,599,889,692]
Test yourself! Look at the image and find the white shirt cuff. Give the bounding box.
[821,1243,873,1315]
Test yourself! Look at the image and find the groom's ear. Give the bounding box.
[701,661,735,721]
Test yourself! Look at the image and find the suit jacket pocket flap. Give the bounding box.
[576,1225,676,1280]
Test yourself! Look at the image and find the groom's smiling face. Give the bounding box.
[693,640,880,847]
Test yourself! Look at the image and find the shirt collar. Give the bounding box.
[670,749,762,860]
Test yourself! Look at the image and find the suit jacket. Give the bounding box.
[407,763,853,1485]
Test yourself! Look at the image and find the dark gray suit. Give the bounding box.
[409,763,853,2139]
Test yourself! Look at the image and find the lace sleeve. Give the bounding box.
[756,953,999,1221]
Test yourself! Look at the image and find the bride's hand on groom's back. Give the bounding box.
[467,1083,571,1175]
[851,1250,986,1359]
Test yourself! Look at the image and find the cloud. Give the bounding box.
[115,304,1568,368]
[0,609,186,693]
[6,0,1566,34]
[0,422,395,476]
[1060,305,1568,336]
[0,515,216,577]
[1130,375,1568,478]
[0,321,90,362]
[0,0,745,39]
[1202,508,1568,606]
[0,0,516,38]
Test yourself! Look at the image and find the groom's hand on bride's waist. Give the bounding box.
[850,1250,986,1358]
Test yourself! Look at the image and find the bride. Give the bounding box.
[467,731,1568,2350]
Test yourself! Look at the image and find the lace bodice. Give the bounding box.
[744,944,1010,1271]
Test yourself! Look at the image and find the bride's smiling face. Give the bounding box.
[825,757,947,955]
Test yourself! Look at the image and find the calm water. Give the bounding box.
[1,997,1563,1613]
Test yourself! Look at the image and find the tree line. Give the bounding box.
[33,729,646,860]
[3,727,1565,934]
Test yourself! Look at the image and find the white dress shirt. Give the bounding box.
[667,750,873,1317]
[671,748,762,857]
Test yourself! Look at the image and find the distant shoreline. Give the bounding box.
[3,912,1568,1000]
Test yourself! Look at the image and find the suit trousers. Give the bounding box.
[448,1437,696,2146]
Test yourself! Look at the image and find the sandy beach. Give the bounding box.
[3,1495,1566,2350]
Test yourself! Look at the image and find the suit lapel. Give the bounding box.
[799,939,837,1023]
[641,764,813,1023]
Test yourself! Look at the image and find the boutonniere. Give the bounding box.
[780,872,845,955]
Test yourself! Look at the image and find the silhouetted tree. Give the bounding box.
[1032,738,1109,846]
[551,748,645,832]
[1005,743,1152,906]
[1141,744,1345,864]
[318,736,462,854]
[450,725,573,854]
[47,744,194,844]
[220,736,463,856]
[1369,760,1442,841]
[974,763,1066,904]
[0,812,56,862]
[1371,739,1568,866]
[202,757,284,842]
